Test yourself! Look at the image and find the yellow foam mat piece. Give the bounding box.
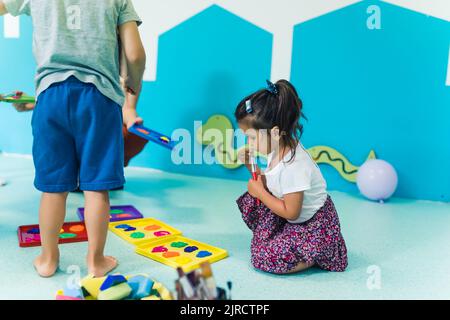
[109,218,182,246]
[135,235,228,273]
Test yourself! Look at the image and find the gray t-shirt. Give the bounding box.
[4,0,142,106]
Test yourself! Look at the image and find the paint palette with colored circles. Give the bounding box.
[135,235,228,273]
[128,124,175,150]
[77,205,143,223]
[18,222,88,248]
[108,218,182,246]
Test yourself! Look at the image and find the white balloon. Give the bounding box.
[357,159,398,201]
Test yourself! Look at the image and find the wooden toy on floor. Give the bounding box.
[0,91,35,104]
[128,123,176,150]
[175,262,231,300]
[108,218,182,246]
[18,221,88,247]
[77,205,143,222]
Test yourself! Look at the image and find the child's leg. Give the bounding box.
[34,192,68,277]
[84,191,118,277]
[283,261,315,274]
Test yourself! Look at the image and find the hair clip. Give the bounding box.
[245,99,253,114]
[266,80,279,95]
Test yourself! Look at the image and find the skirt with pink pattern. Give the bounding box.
[236,192,348,274]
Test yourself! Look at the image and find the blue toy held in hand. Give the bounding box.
[128,124,175,150]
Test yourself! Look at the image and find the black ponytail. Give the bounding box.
[234,79,306,162]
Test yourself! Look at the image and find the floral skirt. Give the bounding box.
[236,192,348,274]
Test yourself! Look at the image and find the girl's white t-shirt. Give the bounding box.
[264,143,328,224]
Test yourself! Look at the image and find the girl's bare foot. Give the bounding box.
[283,261,315,274]
[87,256,118,277]
[33,253,59,278]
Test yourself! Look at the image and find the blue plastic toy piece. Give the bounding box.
[100,274,127,291]
[127,275,154,300]
[128,124,175,150]
[63,284,84,299]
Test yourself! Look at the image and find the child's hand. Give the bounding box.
[13,102,35,112]
[0,94,35,112]
[122,106,143,129]
[238,147,261,174]
[238,147,251,165]
[122,76,141,96]
[247,175,266,199]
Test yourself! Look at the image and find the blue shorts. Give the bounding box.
[32,76,125,193]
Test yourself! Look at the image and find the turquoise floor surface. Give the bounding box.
[0,154,449,300]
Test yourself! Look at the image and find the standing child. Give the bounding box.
[0,0,146,277]
[235,80,348,274]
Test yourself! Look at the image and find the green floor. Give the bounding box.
[0,154,449,300]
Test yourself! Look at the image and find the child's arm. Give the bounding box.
[118,21,146,96]
[0,1,7,15]
[118,21,146,129]
[248,176,303,221]
[119,38,143,128]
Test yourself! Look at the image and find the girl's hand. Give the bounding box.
[247,175,266,199]
[238,147,262,174]
[123,106,143,129]
[238,147,251,165]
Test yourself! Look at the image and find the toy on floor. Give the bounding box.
[0,91,35,104]
[18,221,88,247]
[175,262,231,300]
[57,273,173,300]
[128,123,175,150]
[77,205,143,222]
[136,235,228,273]
[109,217,183,246]
[108,217,228,272]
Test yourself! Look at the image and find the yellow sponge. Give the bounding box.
[80,274,107,299]
[152,282,173,300]
[98,282,132,300]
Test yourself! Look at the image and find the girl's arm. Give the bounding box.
[248,176,303,221]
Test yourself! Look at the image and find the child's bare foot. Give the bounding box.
[87,256,118,277]
[33,253,59,278]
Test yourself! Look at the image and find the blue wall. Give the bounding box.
[0,2,449,201]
